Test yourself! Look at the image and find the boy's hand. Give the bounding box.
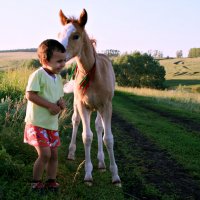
[57,98,66,110]
[48,103,61,115]
[26,91,62,115]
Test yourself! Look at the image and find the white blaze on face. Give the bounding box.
[58,23,76,49]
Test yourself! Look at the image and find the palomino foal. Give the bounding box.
[58,9,121,186]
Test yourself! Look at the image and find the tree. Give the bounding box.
[148,50,163,58]
[176,50,183,58]
[188,48,200,57]
[113,52,166,89]
[103,49,120,57]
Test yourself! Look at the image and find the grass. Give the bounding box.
[159,57,200,80]
[0,66,124,199]
[113,91,200,182]
[159,57,200,92]
[112,124,166,199]
[0,67,33,100]
[1,52,200,199]
[116,86,200,113]
[0,95,125,200]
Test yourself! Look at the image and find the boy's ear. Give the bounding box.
[42,58,48,66]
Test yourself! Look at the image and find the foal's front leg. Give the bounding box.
[78,103,93,185]
[68,103,80,160]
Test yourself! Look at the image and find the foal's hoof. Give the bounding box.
[112,180,122,187]
[84,180,93,187]
[98,168,106,172]
[67,154,75,160]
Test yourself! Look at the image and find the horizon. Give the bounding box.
[0,47,194,58]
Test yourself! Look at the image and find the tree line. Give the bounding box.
[1,47,200,58]
[188,48,200,58]
[0,48,37,53]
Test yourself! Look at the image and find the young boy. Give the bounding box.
[24,39,66,191]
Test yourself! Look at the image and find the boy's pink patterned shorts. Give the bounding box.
[24,124,61,148]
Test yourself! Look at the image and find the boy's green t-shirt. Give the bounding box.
[25,67,64,130]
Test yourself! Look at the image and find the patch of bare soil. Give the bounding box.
[112,113,200,199]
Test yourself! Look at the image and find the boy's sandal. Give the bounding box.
[31,181,45,193]
[45,179,59,191]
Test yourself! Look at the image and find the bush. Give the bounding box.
[0,146,24,179]
[113,52,166,89]
[23,59,40,69]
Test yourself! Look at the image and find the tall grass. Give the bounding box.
[116,86,200,113]
[0,67,33,100]
[0,66,72,128]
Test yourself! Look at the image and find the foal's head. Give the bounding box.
[58,9,87,61]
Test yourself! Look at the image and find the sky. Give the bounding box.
[0,0,200,57]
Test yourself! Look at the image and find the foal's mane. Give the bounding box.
[65,16,78,24]
[90,38,97,50]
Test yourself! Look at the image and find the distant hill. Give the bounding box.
[0,51,37,70]
[159,57,200,80]
[0,48,37,53]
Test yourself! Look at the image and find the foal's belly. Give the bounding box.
[79,93,110,111]
[82,96,102,110]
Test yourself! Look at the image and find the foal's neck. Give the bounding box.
[75,32,95,73]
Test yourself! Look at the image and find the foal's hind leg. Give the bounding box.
[95,112,106,171]
[68,104,80,160]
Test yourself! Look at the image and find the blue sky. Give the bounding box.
[0,0,200,57]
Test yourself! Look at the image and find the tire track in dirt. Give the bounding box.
[112,113,200,199]
[120,93,200,133]
[140,104,200,133]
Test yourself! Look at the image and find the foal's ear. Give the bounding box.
[59,9,69,25]
[78,9,87,27]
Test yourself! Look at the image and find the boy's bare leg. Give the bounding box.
[33,146,51,181]
[46,147,58,180]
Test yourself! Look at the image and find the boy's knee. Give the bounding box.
[40,151,51,163]
[50,148,58,160]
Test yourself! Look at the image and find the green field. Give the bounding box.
[159,57,200,80]
[1,53,200,199]
[159,57,200,91]
[113,91,200,199]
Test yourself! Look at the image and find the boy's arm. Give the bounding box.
[57,97,66,110]
[26,91,61,115]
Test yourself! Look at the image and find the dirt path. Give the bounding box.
[112,113,200,199]
[122,94,200,134]
[140,104,200,133]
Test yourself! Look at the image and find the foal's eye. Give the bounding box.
[72,34,79,40]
